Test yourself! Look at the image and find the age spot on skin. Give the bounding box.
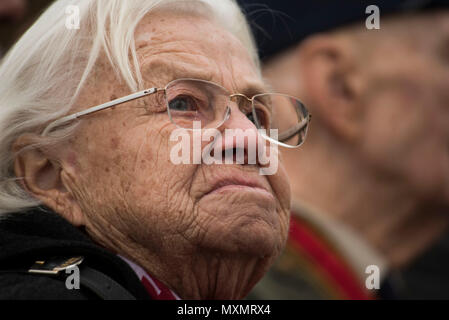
[111,137,120,150]
[113,156,121,166]
[67,152,78,167]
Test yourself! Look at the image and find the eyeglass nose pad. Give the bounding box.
[214,106,231,129]
[224,106,231,122]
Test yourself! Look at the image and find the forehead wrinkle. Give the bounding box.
[137,15,264,93]
[140,55,217,87]
[222,48,266,98]
[211,57,264,98]
[228,70,268,97]
[140,55,266,98]
[137,38,266,99]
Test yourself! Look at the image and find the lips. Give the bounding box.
[205,176,272,197]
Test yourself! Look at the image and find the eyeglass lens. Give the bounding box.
[165,79,309,147]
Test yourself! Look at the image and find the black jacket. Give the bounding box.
[0,206,150,300]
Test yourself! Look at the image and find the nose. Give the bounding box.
[211,97,267,165]
[227,95,259,130]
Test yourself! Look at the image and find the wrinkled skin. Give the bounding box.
[47,11,291,299]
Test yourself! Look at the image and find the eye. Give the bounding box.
[168,96,199,112]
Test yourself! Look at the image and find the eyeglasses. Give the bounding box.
[41,78,311,148]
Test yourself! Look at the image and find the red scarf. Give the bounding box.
[119,255,181,300]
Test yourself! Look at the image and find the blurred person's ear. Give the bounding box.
[296,35,364,143]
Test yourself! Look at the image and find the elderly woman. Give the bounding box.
[0,0,309,300]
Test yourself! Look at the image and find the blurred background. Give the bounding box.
[0,0,53,56]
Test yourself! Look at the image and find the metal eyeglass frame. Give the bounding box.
[41,78,311,149]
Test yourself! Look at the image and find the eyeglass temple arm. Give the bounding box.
[277,116,311,142]
[41,88,159,136]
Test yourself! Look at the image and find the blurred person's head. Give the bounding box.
[0,1,58,59]
[270,11,449,208]
[241,0,449,268]
[0,0,26,22]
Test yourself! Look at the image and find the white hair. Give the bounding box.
[0,0,260,215]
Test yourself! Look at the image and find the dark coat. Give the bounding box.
[0,206,150,300]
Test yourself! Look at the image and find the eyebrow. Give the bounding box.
[141,58,267,96]
[141,58,215,86]
[239,81,269,98]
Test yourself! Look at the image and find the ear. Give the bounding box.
[12,134,86,227]
[296,35,364,142]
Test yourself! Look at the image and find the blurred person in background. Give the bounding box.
[0,0,26,57]
[0,0,26,22]
[0,0,55,58]
[240,0,449,299]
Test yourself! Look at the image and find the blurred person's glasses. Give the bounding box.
[42,78,311,148]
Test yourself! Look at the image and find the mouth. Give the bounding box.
[205,176,273,198]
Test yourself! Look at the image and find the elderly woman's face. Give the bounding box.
[55,10,290,297]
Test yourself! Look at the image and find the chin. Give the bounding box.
[195,192,288,257]
[235,225,285,258]
[206,215,286,259]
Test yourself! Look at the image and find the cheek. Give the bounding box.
[263,162,291,245]
[359,92,429,173]
[358,87,449,200]
[74,117,197,224]
[403,102,449,200]
[268,162,291,213]
[403,140,448,184]
[117,123,198,220]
